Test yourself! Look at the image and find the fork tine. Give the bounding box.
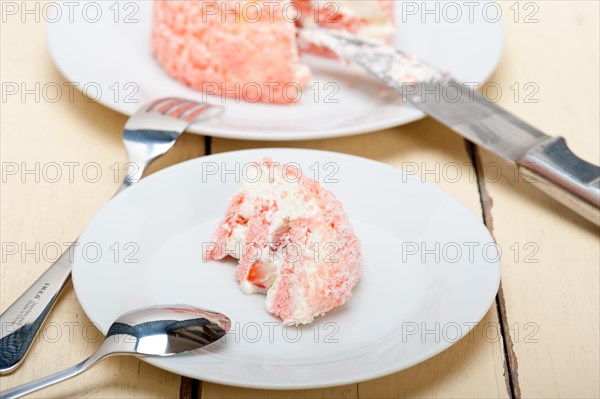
[181,103,211,122]
[127,98,221,134]
[156,98,188,114]
[144,97,177,112]
[168,101,198,118]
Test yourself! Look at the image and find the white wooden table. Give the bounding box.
[1,2,598,398]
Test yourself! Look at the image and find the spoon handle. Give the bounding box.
[0,178,136,375]
[0,355,99,399]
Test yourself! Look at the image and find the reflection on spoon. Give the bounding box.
[1,305,230,399]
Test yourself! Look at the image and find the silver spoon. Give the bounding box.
[1,305,231,399]
[0,98,223,374]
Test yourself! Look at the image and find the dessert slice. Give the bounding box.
[152,0,310,104]
[295,0,395,56]
[204,159,361,325]
[152,0,395,104]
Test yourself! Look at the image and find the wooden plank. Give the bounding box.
[476,2,600,398]
[205,117,508,399]
[202,384,358,399]
[0,14,204,398]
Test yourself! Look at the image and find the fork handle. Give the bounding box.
[0,180,132,375]
[0,243,74,374]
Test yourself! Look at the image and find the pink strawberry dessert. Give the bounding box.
[152,0,395,104]
[204,159,361,325]
[295,0,395,57]
[152,0,310,104]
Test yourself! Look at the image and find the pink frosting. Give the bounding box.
[152,1,310,104]
[205,159,361,324]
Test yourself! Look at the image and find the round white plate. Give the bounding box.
[72,149,500,389]
[47,1,503,140]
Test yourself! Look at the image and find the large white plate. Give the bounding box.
[72,149,500,389]
[47,1,503,140]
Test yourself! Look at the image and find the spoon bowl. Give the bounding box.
[105,305,231,356]
[1,305,230,399]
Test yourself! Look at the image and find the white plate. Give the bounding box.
[47,1,503,140]
[72,149,500,389]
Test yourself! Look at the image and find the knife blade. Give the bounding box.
[299,28,600,225]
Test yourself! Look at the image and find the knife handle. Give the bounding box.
[518,136,600,225]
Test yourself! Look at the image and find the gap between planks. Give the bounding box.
[179,135,212,399]
[466,141,521,399]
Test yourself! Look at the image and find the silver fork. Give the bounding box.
[0,98,222,374]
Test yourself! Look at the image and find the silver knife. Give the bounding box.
[299,29,600,225]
